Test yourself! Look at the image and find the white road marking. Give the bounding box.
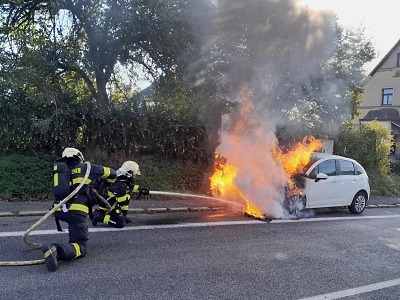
[0,220,264,238]
[1,214,400,238]
[271,214,400,223]
[297,278,400,300]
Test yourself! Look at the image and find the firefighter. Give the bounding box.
[41,147,117,272]
[91,160,149,227]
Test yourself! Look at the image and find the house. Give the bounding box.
[356,38,400,156]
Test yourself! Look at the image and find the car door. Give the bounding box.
[304,159,339,208]
[336,159,357,205]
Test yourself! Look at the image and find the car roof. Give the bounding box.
[311,152,360,164]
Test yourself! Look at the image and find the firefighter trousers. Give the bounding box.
[94,208,126,228]
[54,211,89,261]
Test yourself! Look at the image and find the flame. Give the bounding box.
[243,199,265,219]
[210,153,239,199]
[210,153,266,219]
[209,137,323,218]
[274,136,323,175]
[274,136,323,197]
[209,86,323,218]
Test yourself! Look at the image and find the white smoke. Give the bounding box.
[190,0,351,218]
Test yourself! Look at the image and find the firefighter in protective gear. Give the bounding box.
[92,160,149,227]
[41,147,117,272]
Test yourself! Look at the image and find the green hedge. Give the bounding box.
[0,154,56,200]
[0,154,210,201]
[334,121,392,174]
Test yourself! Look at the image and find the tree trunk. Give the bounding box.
[94,68,110,107]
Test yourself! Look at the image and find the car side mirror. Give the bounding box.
[315,173,328,182]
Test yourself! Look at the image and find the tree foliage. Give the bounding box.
[334,121,393,174]
[1,0,202,106]
[277,21,376,142]
[327,22,376,118]
[0,0,215,161]
[0,0,379,168]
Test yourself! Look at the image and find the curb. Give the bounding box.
[0,206,226,217]
[366,204,400,209]
[0,212,15,217]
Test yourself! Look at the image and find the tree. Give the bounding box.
[187,1,377,148]
[1,0,203,107]
[275,20,377,142]
[326,22,376,118]
[0,0,218,159]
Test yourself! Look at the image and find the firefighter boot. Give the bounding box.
[91,209,100,226]
[42,244,59,272]
[123,212,132,223]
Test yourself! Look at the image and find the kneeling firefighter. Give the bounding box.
[92,160,149,227]
[41,147,117,272]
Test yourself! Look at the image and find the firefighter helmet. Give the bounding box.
[118,161,141,177]
[62,147,84,162]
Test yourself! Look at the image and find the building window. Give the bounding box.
[382,88,393,105]
[397,53,400,66]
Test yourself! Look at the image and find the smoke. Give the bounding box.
[189,0,352,217]
[211,0,348,134]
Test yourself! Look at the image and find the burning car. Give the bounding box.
[210,135,370,219]
[285,153,370,215]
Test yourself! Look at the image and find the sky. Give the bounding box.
[298,0,400,74]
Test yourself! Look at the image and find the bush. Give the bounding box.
[0,154,56,201]
[367,170,400,197]
[138,157,210,194]
[334,121,392,174]
[390,159,400,175]
[333,121,400,197]
[0,153,211,201]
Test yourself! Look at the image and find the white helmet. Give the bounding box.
[118,161,141,177]
[62,147,84,162]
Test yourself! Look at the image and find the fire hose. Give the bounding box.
[148,191,244,208]
[0,166,245,267]
[0,162,91,267]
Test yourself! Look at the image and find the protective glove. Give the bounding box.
[138,187,150,196]
[127,178,135,192]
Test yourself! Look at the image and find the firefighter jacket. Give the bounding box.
[54,160,117,214]
[106,175,140,212]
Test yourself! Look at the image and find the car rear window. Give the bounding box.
[354,163,365,175]
[339,159,355,175]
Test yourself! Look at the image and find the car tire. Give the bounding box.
[348,191,367,214]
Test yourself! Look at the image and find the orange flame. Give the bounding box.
[274,136,323,197]
[274,136,323,175]
[210,153,241,200]
[210,153,265,219]
[209,86,323,218]
[209,137,323,218]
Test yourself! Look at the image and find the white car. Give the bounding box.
[287,153,370,215]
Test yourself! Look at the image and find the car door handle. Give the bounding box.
[332,180,338,183]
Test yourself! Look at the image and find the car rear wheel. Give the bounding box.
[348,191,367,214]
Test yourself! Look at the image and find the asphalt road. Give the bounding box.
[1,207,400,300]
